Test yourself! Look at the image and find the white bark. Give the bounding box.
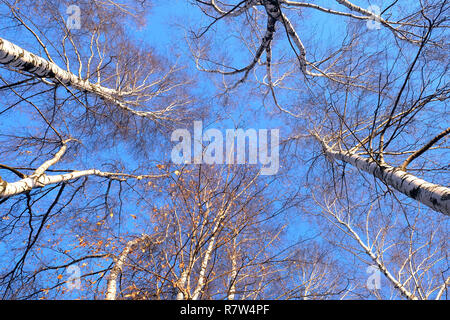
[191,232,218,300]
[176,269,190,300]
[191,203,223,300]
[435,277,449,300]
[1,169,112,198]
[334,0,417,43]
[105,234,152,300]
[227,238,238,300]
[0,37,166,119]
[332,213,418,300]
[261,1,333,77]
[210,0,257,16]
[0,169,166,198]
[0,142,166,198]
[324,147,450,215]
[0,37,119,96]
[0,142,67,197]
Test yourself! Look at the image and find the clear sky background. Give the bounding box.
[0,0,447,299]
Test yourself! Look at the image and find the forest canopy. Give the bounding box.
[0,0,448,300]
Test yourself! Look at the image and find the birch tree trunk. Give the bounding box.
[176,269,190,300]
[323,147,450,215]
[0,37,120,96]
[0,37,180,119]
[105,234,152,300]
[227,237,238,300]
[191,202,225,300]
[0,141,165,200]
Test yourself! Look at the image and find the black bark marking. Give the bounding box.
[431,197,438,206]
[441,193,450,201]
[409,187,421,200]
[2,54,16,64]
[21,60,37,72]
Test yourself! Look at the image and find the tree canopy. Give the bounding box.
[0,0,448,300]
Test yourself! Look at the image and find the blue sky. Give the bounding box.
[0,0,447,300]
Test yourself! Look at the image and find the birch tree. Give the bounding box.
[0,0,194,298]
[189,0,449,215]
[304,187,449,300]
[101,164,338,300]
[0,0,448,300]
[98,159,354,300]
[0,0,194,197]
[190,0,449,299]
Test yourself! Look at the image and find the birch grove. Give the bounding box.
[190,0,449,300]
[191,0,448,215]
[0,0,448,300]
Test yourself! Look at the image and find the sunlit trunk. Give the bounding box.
[176,270,189,300]
[326,149,450,215]
[106,235,150,300]
[0,37,119,97]
[227,238,238,300]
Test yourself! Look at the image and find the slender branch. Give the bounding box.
[400,127,450,171]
